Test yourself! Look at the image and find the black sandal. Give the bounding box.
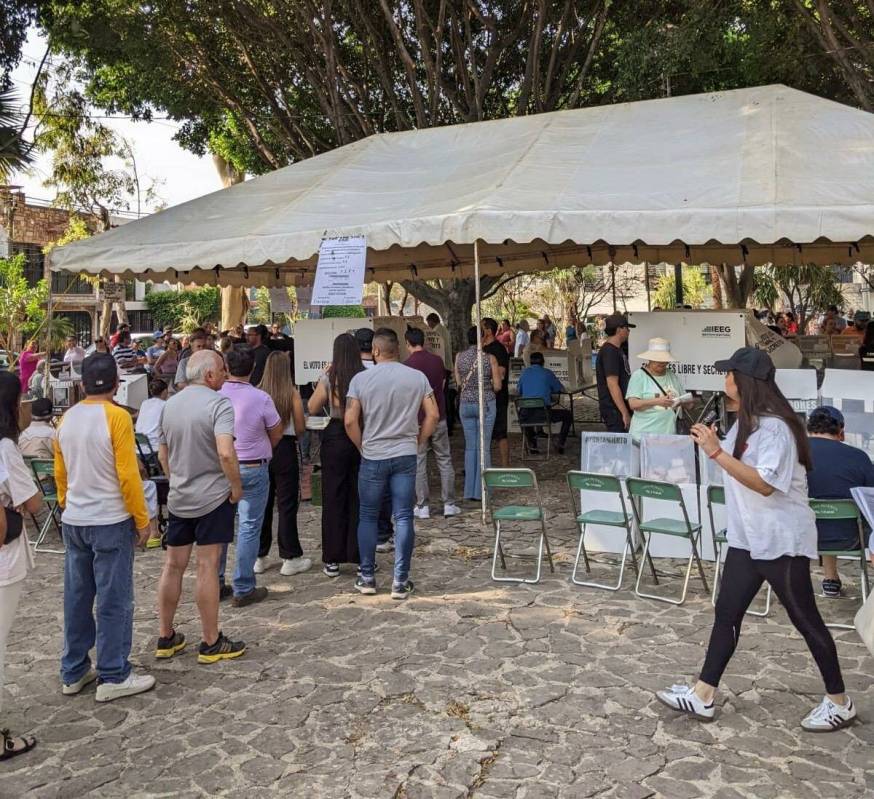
[0,728,37,761]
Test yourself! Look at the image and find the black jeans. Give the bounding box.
[701,547,845,695]
[520,406,573,447]
[259,436,302,560]
[600,406,627,433]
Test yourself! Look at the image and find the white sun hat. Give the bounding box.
[636,337,676,363]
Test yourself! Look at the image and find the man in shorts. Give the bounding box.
[155,350,246,664]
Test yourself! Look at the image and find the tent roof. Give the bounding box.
[49,84,874,286]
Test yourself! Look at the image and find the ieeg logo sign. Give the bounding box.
[701,325,732,338]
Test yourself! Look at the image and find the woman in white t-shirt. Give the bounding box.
[0,371,43,761]
[135,378,169,451]
[657,348,854,733]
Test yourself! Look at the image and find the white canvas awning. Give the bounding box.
[48,84,874,286]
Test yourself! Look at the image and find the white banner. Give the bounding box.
[311,236,367,306]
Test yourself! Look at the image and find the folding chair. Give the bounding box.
[566,471,654,591]
[29,458,65,554]
[627,477,709,605]
[485,468,554,584]
[135,433,162,477]
[514,397,551,461]
[707,485,771,617]
[811,498,870,631]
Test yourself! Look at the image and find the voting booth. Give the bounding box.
[115,373,148,411]
[820,369,874,461]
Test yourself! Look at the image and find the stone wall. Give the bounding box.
[0,188,101,250]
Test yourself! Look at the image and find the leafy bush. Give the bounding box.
[321,305,366,318]
[145,286,220,331]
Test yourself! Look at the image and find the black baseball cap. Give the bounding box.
[31,398,53,419]
[354,328,374,352]
[82,353,118,395]
[714,347,775,381]
[604,313,635,331]
[809,405,844,427]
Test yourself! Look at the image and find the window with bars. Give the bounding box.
[9,242,94,294]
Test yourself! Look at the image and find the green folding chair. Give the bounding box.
[566,471,654,591]
[707,484,771,616]
[514,397,551,460]
[627,477,708,605]
[485,468,554,584]
[810,499,870,631]
[29,458,65,554]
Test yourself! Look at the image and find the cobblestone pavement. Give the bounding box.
[3,409,874,798]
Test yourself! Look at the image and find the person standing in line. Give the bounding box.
[404,328,460,520]
[0,372,43,759]
[173,329,208,391]
[595,313,635,432]
[481,318,510,468]
[54,353,155,702]
[62,335,86,370]
[246,324,272,386]
[145,331,166,367]
[514,320,531,358]
[155,337,181,383]
[17,340,44,394]
[426,313,456,434]
[455,327,502,502]
[135,379,168,453]
[625,337,687,441]
[156,350,246,663]
[255,351,310,577]
[657,348,857,732]
[496,320,515,354]
[219,348,283,606]
[308,334,364,578]
[345,328,439,599]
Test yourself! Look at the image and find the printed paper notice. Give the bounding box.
[311,236,367,306]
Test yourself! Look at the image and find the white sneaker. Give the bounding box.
[375,537,395,553]
[280,557,312,576]
[253,557,268,574]
[655,684,715,722]
[413,505,430,519]
[801,695,856,732]
[62,668,97,696]
[95,672,156,703]
[443,503,462,517]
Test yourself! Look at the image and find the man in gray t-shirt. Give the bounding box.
[156,350,246,663]
[345,328,439,600]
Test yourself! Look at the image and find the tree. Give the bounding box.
[753,265,845,332]
[0,87,34,180]
[652,268,710,308]
[0,254,51,356]
[712,265,758,308]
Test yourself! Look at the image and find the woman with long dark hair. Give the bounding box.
[657,347,854,732]
[307,334,364,577]
[257,352,308,577]
[0,371,42,760]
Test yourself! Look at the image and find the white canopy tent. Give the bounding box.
[49,84,874,286]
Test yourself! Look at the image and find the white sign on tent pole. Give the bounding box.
[311,236,367,306]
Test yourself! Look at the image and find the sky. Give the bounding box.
[7,28,223,216]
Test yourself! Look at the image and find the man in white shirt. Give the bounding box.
[18,399,55,460]
[62,336,86,370]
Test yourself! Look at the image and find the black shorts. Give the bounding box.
[166,498,235,547]
[492,394,509,441]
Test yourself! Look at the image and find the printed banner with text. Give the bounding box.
[311,236,367,306]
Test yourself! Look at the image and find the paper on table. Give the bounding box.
[850,487,874,549]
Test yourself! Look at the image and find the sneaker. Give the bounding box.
[413,505,430,519]
[145,536,162,549]
[232,586,268,607]
[280,557,312,576]
[655,684,716,722]
[357,562,379,577]
[219,583,233,602]
[822,578,842,598]
[391,580,415,600]
[443,503,462,517]
[801,696,856,732]
[253,557,269,574]
[376,537,395,553]
[198,632,247,665]
[62,668,97,696]
[323,563,340,578]
[95,672,156,703]
[354,576,377,595]
[155,630,186,659]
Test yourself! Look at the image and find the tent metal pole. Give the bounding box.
[644,262,651,311]
[474,240,487,525]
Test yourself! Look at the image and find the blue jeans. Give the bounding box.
[357,455,416,586]
[61,519,135,685]
[233,463,270,597]
[459,399,496,500]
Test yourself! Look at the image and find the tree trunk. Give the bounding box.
[214,155,248,330]
[712,265,757,308]
[710,265,723,309]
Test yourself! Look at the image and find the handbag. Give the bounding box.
[2,507,23,545]
[854,588,874,656]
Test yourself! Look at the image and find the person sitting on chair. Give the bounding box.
[806,405,874,598]
[517,352,572,455]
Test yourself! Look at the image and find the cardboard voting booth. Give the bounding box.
[820,369,874,461]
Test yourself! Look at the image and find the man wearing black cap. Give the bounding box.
[595,313,635,432]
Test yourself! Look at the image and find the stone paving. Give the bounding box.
[2,411,874,798]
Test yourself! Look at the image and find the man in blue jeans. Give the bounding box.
[345,328,439,599]
[219,348,283,606]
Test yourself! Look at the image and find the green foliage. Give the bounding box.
[652,269,710,309]
[145,287,220,331]
[0,254,49,354]
[247,287,272,325]
[753,266,844,330]
[43,216,92,254]
[0,86,34,180]
[322,305,366,319]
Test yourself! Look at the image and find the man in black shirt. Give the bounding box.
[595,313,635,432]
[246,324,272,385]
[482,318,510,467]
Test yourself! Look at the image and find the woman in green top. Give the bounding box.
[625,337,686,440]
